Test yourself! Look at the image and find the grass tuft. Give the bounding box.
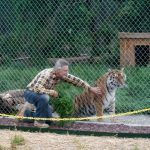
[11,134,25,149]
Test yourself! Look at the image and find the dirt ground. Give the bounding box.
[0,129,150,150]
[102,114,150,125]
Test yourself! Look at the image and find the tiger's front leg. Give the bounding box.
[108,102,118,123]
[95,101,104,122]
[109,112,117,122]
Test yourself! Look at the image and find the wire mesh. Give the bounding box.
[0,0,150,124]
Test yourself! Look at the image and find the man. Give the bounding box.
[24,59,101,128]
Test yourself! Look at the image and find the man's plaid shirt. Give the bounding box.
[27,68,90,97]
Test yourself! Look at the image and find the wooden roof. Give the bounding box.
[119,32,150,39]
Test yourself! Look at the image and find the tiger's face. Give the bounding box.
[107,68,127,89]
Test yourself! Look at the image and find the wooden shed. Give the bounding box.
[119,32,150,67]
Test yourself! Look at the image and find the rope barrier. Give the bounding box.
[0,108,149,121]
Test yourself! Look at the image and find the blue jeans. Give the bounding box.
[24,90,52,123]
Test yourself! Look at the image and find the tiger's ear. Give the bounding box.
[121,68,124,71]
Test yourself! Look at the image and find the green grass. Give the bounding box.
[11,134,25,149]
[116,66,150,113]
[0,63,150,116]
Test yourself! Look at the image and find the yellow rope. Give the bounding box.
[0,108,149,121]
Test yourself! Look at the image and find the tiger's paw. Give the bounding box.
[110,117,118,123]
[97,118,104,122]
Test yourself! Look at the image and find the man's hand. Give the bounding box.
[50,90,58,98]
[90,87,102,95]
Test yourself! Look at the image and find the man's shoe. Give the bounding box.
[34,121,49,128]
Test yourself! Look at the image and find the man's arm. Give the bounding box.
[34,84,58,98]
[62,74,91,90]
[62,74,102,95]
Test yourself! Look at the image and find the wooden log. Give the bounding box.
[0,89,25,113]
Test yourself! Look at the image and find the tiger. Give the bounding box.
[73,68,127,121]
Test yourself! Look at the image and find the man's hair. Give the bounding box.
[54,59,69,70]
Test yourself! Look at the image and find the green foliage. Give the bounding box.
[91,24,117,56]
[49,1,93,57]
[114,0,150,32]
[1,0,94,59]
[52,96,73,117]
[52,83,83,117]
[1,0,149,61]
[11,134,25,148]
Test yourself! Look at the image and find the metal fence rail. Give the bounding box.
[0,0,150,123]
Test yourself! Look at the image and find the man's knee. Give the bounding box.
[39,94,50,104]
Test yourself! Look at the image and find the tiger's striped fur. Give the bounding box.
[73,68,126,121]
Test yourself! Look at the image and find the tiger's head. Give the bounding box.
[106,68,127,90]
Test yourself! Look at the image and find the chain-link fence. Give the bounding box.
[0,0,150,124]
